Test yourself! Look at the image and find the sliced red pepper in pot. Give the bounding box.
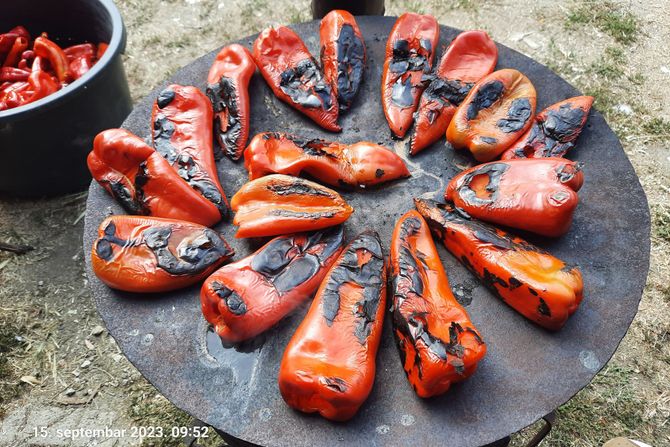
[87,129,222,226]
[3,36,28,68]
[447,68,537,162]
[201,226,345,343]
[415,199,584,330]
[409,30,498,155]
[206,44,256,160]
[64,43,97,80]
[151,84,230,220]
[319,10,366,112]
[445,158,584,237]
[390,210,486,397]
[501,96,594,160]
[91,215,234,293]
[381,13,439,138]
[33,35,70,83]
[253,26,340,132]
[279,231,386,421]
[244,132,410,188]
[230,174,353,238]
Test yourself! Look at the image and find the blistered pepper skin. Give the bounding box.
[87,129,222,227]
[415,199,584,330]
[501,96,594,160]
[206,44,256,160]
[152,84,230,220]
[253,26,340,132]
[244,132,410,188]
[91,216,234,293]
[320,10,366,112]
[201,226,345,343]
[446,158,583,237]
[230,174,353,238]
[410,30,498,155]
[381,13,439,138]
[279,231,386,421]
[447,69,537,162]
[390,211,486,397]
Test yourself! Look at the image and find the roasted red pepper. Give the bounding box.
[501,96,594,160]
[320,10,366,112]
[87,129,222,226]
[447,69,537,161]
[409,30,498,155]
[415,199,584,330]
[230,174,353,238]
[206,44,256,160]
[201,226,345,343]
[253,26,340,131]
[445,158,584,237]
[91,215,234,293]
[279,231,386,421]
[152,84,230,220]
[390,210,486,397]
[64,43,97,80]
[381,13,439,138]
[33,35,70,83]
[3,36,28,68]
[244,132,410,188]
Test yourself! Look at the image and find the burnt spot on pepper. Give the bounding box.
[212,281,247,315]
[457,162,509,206]
[538,298,551,317]
[206,76,242,160]
[333,24,365,111]
[95,221,128,262]
[280,58,333,110]
[556,162,583,183]
[509,277,522,289]
[267,180,336,198]
[422,75,473,108]
[107,179,148,215]
[156,88,175,109]
[321,376,348,393]
[392,76,414,108]
[375,169,385,178]
[497,98,532,133]
[473,229,514,250]
[467,80,504,121]
[479,136,497,145]
[482,268,509,291]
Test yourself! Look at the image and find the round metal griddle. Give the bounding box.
[83,17,651,447]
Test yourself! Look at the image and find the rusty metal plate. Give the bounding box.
[83,17,650,447]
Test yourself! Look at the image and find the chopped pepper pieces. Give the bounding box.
[415,198,584,330]
[381,13,439,138]
[151,84,230,220]
[201,226,345,343]
[253,26,340,131]
[501,96,594,159]
[409,30,498,155]
[243,132,410,188]
[87,128,222,227]
[390,210,486,397]
[279,231,386,421]
[91,215,234,293]
[445,157,584,237]
[447,68,537,161]
[230,174,353,238]
[206,44,256,160]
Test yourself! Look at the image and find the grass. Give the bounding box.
[653,205,670,243]
[566,1,639,45]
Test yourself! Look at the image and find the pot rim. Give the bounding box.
[0,0,126,121]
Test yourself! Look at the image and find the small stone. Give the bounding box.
[80,360,91,369]
[20,376,40,386]
[614,104,633,115]
[72,370,80,377]
[112,354,123,363]
[91,325,105,336]
[65,388,76,396]
[85,340,95,350]
[661,66,670,75]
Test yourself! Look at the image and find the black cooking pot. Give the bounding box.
[0,0,132,197]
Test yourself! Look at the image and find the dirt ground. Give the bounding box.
[1,1,668,446]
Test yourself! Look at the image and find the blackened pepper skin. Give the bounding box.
[201,226,345,343]
[87,129,222,227]
[390,211,486,397]
[151,84,230,220]
[279,231,386,422]
[501,96,594,159]
[381,13,439,138]
[91,215,234,293]
[253,26,341,132]
[320,10,366,112]
[414,199,584,331]
[409,30,498,155]
[206,44,256,161]
[448,69,537,162]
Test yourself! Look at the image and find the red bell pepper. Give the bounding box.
[445,158,584,237]
[279,231,386,421]
[253,26,341,132]
[92,215,234,293]
[3,37,28,68]
[244,132,410,188]
[33,35,70,83]
[409,30,497,155]
[381,13,439,138]
[64,43,97,80]
[206,44,256,160]
[151,84,230,220]
[201,226,345,343]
